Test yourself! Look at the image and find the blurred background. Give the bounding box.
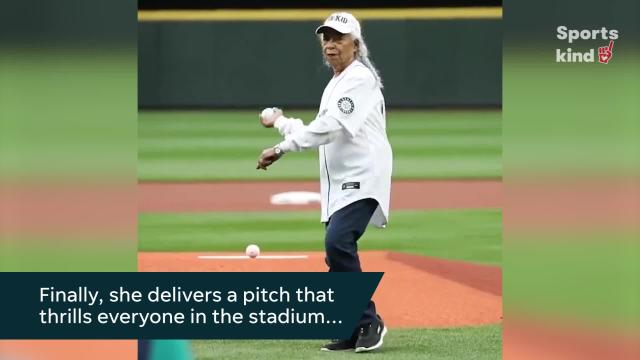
[137,0,502,182]
[1,0,137,359]
[138,3,501,109]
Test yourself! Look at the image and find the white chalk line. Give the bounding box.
[198,255,309,260]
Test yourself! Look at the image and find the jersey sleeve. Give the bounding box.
[325,68,377,138]
[274,116,304,136]
[277,116,344,152]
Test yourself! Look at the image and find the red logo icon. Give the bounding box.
[598,40,614,64]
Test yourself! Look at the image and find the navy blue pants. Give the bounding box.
[324,198,379,336]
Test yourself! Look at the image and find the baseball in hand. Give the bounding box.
[261,107,274,120]
[259,107,282,128]
[245,244,260,259]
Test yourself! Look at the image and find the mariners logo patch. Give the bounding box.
[337,97,354,114]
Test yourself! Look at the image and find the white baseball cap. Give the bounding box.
[315,12,362,39]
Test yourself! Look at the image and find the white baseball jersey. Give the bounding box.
[276,60,392,227]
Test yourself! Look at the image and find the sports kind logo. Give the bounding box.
[598,41,614,64]
[556,26,619,64]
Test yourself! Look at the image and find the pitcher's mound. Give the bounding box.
[138,251,502,328]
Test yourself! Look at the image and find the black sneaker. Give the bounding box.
[355,316,387,353]
[321,338,357,352]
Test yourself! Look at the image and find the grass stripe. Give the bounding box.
[192,325,502,359]
[138,110,502,181]
[139,209,503,266]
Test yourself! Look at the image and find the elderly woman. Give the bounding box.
[257,12,392,353]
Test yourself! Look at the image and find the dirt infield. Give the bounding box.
[138,179,501,212]
[138,251,502,328]
[138,179,502,328]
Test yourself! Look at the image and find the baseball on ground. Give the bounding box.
[245,244,260,259]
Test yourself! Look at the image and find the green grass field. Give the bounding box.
[139,209,502,266]
[192,325,502,360]
[138,110,501,181]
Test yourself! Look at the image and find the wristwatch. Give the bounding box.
[274,146,284,157]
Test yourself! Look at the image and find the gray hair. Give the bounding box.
[319,34,384,89]
[354,35,384,89]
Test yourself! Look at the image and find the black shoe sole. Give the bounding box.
[355,326,387,353]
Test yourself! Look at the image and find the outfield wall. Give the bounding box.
[138,20,501,108]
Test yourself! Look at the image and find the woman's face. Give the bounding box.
[321,28,357,72]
